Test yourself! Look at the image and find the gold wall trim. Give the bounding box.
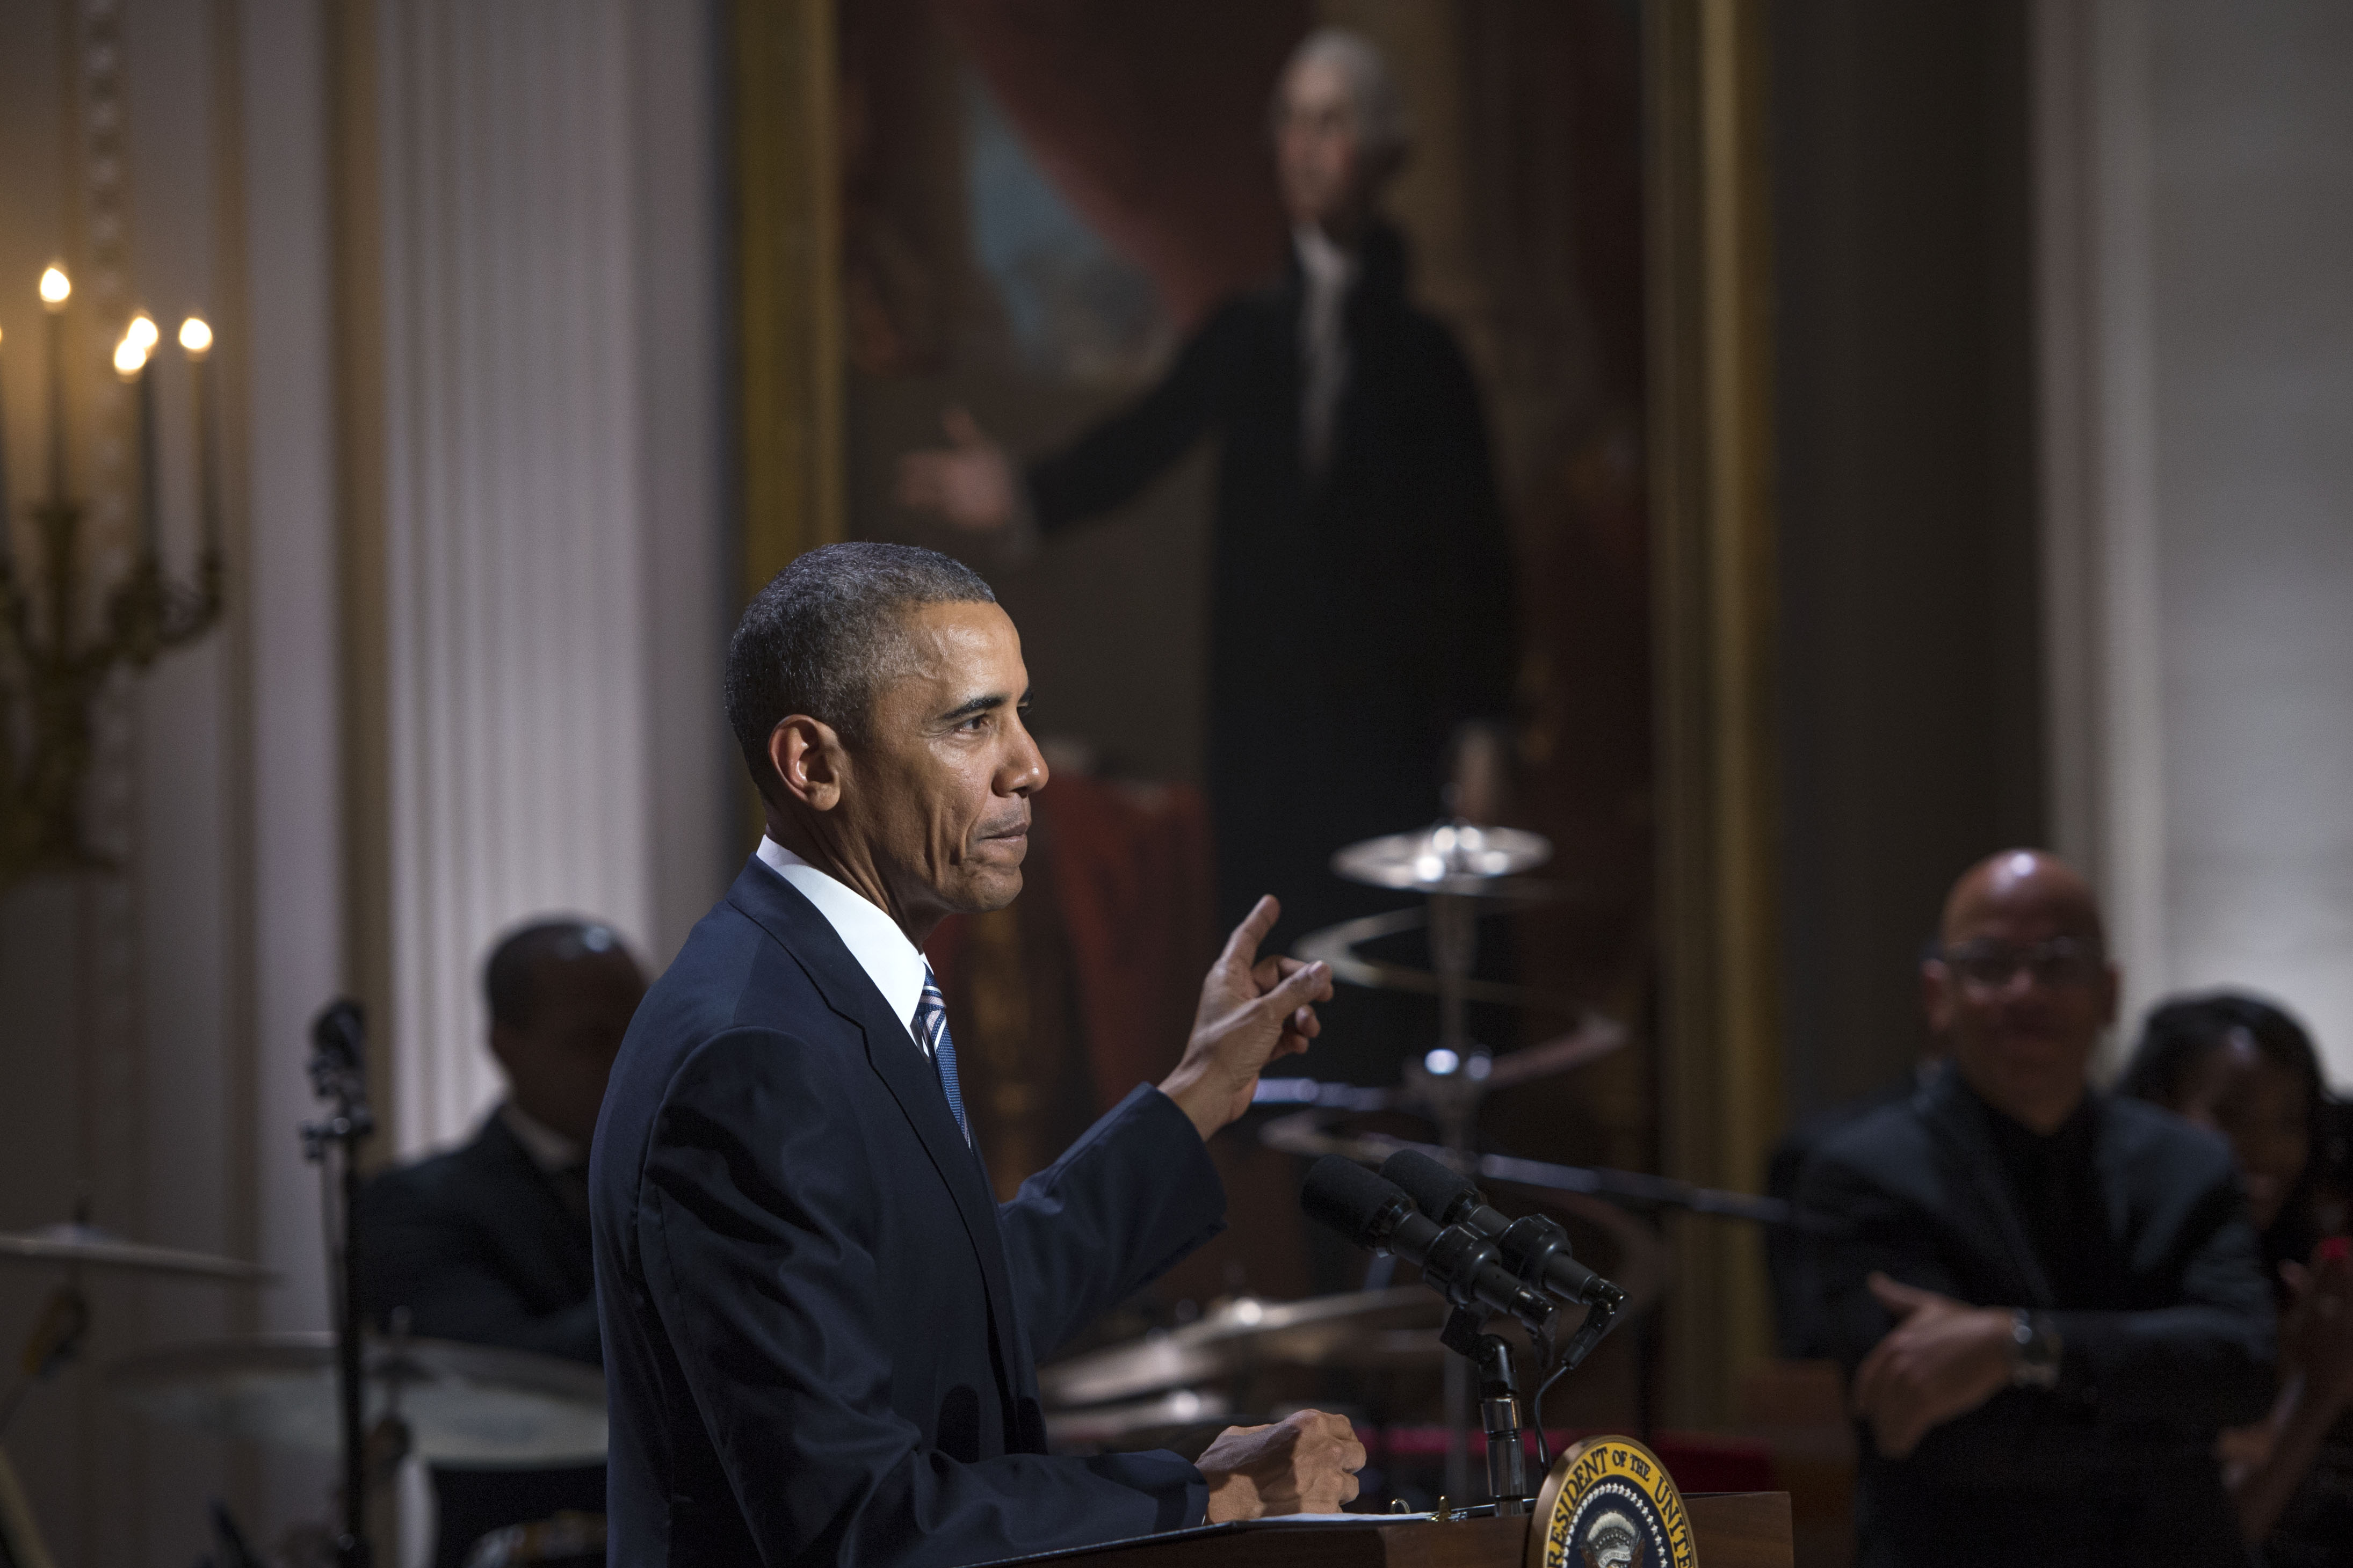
[734,0,845,601]
[1646,0,1784,1427]
[328,0,395,1161]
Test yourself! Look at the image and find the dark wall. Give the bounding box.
[1771,0,2044,1117]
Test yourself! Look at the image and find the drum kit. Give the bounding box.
[1039,818,1795,1500]
[0,818,1790,1547]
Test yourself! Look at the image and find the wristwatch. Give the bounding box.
[2009,1309,2062,1389]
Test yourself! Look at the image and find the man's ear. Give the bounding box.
[2096,960,2121,1030]
[1920,960,1956,1035]
[768,715,847,812]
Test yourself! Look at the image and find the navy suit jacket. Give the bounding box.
[591,859,1227,1566]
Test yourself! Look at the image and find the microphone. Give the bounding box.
[1300,1156,1555,1332]
[1381,1147,1612,1306]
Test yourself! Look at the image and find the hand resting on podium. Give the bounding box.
[1196,1409,1368,1521]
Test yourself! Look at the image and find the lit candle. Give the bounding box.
[40,264,69,507]
[115,322,157,559]
[179,316,218,560]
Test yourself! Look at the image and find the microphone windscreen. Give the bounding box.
[1381,1147,1480,1222]
[1300,1155,1401,1246]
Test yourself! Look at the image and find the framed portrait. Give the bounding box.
[733,0,1776,1425]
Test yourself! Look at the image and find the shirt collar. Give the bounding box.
[498,1100,583,1173]
[755,837,931,1037]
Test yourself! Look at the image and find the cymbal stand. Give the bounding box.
[1421,880,1489,1497]
[300,1001,375,1568]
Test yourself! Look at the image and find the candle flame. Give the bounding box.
[126,314,160,353]
[40,266,71,307]
[114,332,149,378]
[179,317,213,357]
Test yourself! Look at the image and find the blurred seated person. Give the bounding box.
[1796,850,2275,1567]
[2120,992,2353,1564]
[356,918,648,1568]
[896,27,1516,948]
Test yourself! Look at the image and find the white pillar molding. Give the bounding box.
[2036,0,2353,1082]
[373,0,724,1154]
[2033,0,2170,1047]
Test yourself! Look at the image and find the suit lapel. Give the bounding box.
[723,861,1031,1414]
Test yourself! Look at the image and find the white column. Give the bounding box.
[2037,0,2353,1083]
[373,0,725,1153]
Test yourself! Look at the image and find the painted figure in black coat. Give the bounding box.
[593,543,1363,1565]
[899,30,1517,946]
[1795,852,2276,1567]
[355,919,646,1568]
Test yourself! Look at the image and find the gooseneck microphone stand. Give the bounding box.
[301,1000,375,1568]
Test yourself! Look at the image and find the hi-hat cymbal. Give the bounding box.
[105,1333,606,1467]
[0,1222,277,1284]
[1331,821,1552,894]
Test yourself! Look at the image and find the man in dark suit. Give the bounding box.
[592,542,1364,1566]
[1797,851,2276,1566]
[355,918,647,1566]
[897,28,1516,948]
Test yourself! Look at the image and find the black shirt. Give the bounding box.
[1979,1090,2120,1310]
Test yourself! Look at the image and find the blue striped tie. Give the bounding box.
[912,969,969,1141]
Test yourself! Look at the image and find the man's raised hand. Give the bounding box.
[893,406,1018,531]
[1198,1410,1366,1521]
[1158,896,1333,1141]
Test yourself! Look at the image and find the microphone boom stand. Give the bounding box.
[301,1001,376,1568]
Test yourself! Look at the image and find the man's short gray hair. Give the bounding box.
[1279,26,1409,157]
[725,541,998,800]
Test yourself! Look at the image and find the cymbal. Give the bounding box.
[1331,821,1551,894]
[1042,1386,1235,1449]
[1040,1288,1457,1409]
[105,1333,606,1468]
[0,1223,277,1283]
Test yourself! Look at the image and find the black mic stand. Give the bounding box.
[1438,1309,1531,1515]
[301,1000,375,1568]
[1433,1271,1624,1516]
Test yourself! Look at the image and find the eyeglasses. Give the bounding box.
[1936,938,2105,992]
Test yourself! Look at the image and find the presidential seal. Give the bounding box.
[1526,1435,1696,1568]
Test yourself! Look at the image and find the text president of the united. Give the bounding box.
[591,542,1366,1565]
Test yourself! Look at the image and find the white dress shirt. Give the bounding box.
[1294,223,1359,479]
[755,836,932,1055]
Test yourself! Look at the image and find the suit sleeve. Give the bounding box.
[638,1029,1206,1568]
[1024,308,1233,534]
[1793,1146,1971,1376]
[2043,1173,2276,1428]
[994,1085,1227,1364]
[354,1170,603,1364]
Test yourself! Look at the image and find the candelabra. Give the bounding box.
[0,265,223,891]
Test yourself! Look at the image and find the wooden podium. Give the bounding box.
[978,1494,1792,1568]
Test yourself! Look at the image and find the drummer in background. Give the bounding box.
[354,918,647,1568]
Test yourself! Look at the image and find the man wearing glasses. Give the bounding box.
[1797,850,2275,1567]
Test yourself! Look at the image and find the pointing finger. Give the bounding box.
[1220,896,1283,969]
